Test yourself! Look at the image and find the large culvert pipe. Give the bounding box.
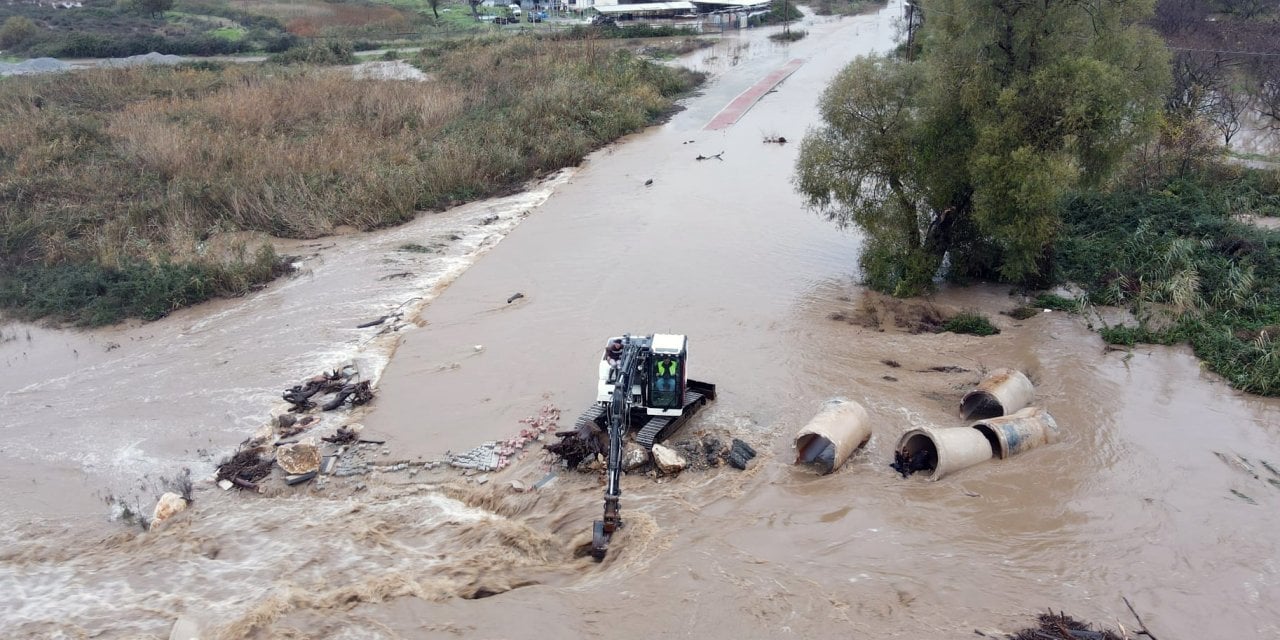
[793,398,872,475]
[894,426,994,480]
[959,368,1034,420]
[971,407,1059,459]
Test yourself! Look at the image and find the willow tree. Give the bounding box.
[796,0,1169,296]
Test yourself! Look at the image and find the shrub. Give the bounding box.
[941,312,1001,336]
[0,16,37,49]
[270,41,356,65]
[769,29,806,42]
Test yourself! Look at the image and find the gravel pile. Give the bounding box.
[352,60,430,82]
[0,57,73,76]
[98,52,185,67]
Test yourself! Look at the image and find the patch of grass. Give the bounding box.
[0,37,703,324]
[769,29,806,42]
[1034,293,1081,312]
[210,26,246,41]
[941,312,1000,336]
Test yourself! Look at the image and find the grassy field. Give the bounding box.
[0,37,703,325]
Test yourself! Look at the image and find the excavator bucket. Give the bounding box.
[590,521,609,560]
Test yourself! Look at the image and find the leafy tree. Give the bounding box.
[132,0,174,17]
[0,16,38,50]
[796,0,1168,294]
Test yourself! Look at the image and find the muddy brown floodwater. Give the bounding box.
[3,3,1280,638]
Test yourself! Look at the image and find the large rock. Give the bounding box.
[150,492,188,531]
[623,442,649,471]
[651,443,687,475]
[277,439,321,475]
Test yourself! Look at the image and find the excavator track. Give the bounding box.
[573,380,717,449]
[635,389,708,448]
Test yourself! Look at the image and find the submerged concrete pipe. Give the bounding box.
[793,398,872,475]
[959,368,1034,420]
[971,407,1060,459]
[895,426,994,481]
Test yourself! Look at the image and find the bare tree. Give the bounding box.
[428,0,441,19]
[1208,87,1248,145]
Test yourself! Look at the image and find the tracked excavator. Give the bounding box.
[575,333,716,561]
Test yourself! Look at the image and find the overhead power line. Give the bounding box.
[1168,46,1280,58]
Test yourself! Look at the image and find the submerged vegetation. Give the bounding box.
[0,37,703,325]
[1055,168,1280,396]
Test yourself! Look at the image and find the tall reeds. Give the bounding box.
[0,37,703,324]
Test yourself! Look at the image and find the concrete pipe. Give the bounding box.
[894,426,994,481]
[793,398,872,475]
[959,368,1034,420]
[971,407,1059,459]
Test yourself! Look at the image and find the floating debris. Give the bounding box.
[1009,611,1124,640]
[216,449,273,489]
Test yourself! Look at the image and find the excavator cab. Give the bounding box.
[645,334,686,415]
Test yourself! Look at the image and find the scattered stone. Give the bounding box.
[623,442,649,471]
[882,375,898,382]
[475,474,489,485]
[150,492,188,531]
[880,359,901,368]
[276,439,321,475]
[218,479,234,491]
[644,178,654,186]
[727,438,757,470]
[701,435,723,467]
[651,443,687,474]
[510,480,526,492]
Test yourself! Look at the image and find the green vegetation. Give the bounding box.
[0,37,702,325]
[209,26,246,41]
[1034,293,1081,313]
[0,0,298,57]
[940,312,1000,336]
[801,0,880,17]
[749,0,802,26]
[769,29,806,42]
[269,41,355,64]
[1053,168,1280,395]
[796,0,1168,296]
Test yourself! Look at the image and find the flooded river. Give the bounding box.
[3,3,1280,638]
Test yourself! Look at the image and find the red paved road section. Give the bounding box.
[704,58,806,130]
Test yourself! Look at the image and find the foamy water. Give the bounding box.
[0,169,576,517]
